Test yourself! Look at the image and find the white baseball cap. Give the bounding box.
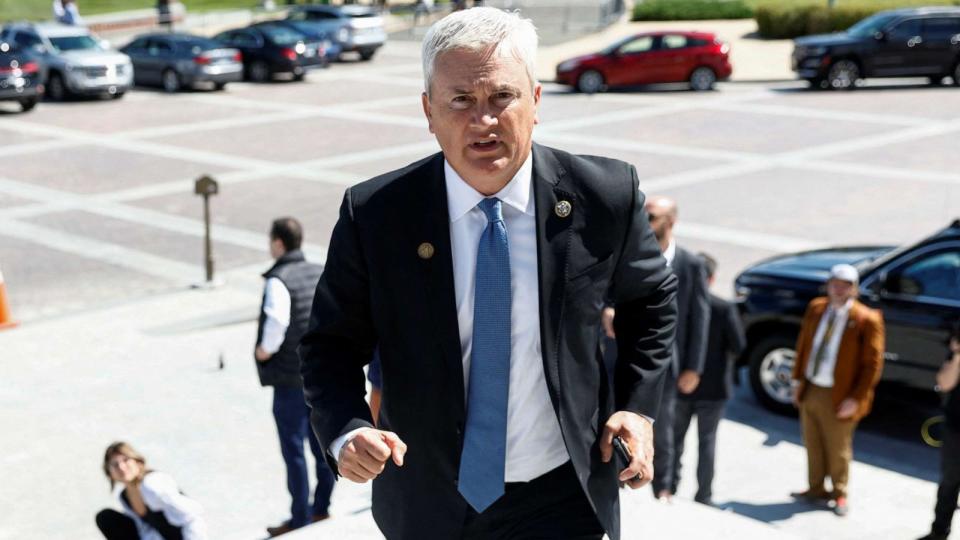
[829,264,859,285]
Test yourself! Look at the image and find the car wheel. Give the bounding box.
[111,91,125,100]
[18,96,38,112]
[359,50,375,61]
[249,61,271,83]
[46,72,67,101]
[213,82,227,91]
[162,69,181,93]
[576,70,604,94]
[748,334,799,416]
[827,59,859,90]
[293,72,306,82]
[929,75,945,86]
[689,67,717,91]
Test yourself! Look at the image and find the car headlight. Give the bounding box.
[735,285,751,300]
[557,60,579,72]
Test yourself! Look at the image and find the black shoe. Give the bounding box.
[790,489,830,504]
[266,522,297,537]
[917,533,948,540]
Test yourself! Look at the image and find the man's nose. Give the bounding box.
[470,104,499,129]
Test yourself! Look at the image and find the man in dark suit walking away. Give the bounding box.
[671,253,745,506]
[299,7,678,540]
[604,195,710,503]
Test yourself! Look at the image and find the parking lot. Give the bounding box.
[2,37,959,539]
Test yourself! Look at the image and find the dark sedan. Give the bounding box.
[214,23,326,82]
[736,220,960,414]
[0,41,44,112]
[264,19,341,62]
[792,7,960,89]
[120,33,243,93]
[555,31,732,93]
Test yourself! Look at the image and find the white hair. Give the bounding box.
[421,7,538,96]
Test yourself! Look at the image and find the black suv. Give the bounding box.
[792,7,960,89]
[736,220,960,414]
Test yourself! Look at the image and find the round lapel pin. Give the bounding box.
[555,200,572,218]
[417,242,435,260]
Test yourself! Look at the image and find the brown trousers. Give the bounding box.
[800,384,858,499]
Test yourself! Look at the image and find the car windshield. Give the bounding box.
[48,35,102,52]
[847,13,898,38]
[259,26,303,45]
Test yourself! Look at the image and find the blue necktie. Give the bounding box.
[458,197,512,513]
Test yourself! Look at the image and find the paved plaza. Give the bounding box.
[2,38,959,539]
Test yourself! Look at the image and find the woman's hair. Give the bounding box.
[102,441,150,489]
[421,7,538,97]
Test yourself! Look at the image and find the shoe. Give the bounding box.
[916,532,948,540]
[266,522,297,537]
[790,489,830,503]
[695,497,716,508]
[311,514,330,523]
[833,496,849,517]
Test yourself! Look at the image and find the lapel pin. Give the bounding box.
[555,200,572,218]
[417,242,435,260]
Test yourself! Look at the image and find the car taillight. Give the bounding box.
[193,55,211,65]
[232,51,242,62]
[20,62,38,74]
[281,47,297,61]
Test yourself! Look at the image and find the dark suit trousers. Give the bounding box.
[462,462,604,540]
[933,423,960,535]
[652,370,678,495]
[672,399,725,502]
[273,386,335,527]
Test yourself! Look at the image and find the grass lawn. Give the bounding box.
[747,0,959,7]
[0,0,262,22]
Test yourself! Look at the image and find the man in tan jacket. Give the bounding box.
[791,264,885,517]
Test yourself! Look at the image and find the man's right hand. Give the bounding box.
[601,307,616,339]
[338,428,407,483]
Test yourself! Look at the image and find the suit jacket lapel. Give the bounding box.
[418,153,466,422]
[532,143,576,412]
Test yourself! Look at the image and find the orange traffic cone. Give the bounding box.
[0,265,18,330]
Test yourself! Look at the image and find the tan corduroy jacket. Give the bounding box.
[792,297,886,421]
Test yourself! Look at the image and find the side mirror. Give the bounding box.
[873,31,886,41]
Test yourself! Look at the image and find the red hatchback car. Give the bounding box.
[555,31,732,93]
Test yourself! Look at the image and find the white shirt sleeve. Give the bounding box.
[140,472,208,540]
[329,428,367,463]
[260,277,291,355]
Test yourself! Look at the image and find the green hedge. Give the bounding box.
[632,0,753,21]
[755,1,960,39]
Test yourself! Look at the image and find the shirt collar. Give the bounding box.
[664,239,677,267]
[444,153,534,223]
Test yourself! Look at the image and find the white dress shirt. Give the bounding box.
[331,154,570,482]
[663,238,677,267]
[259,277,290,355]
[806,299,854,387]
[118,472,208,540]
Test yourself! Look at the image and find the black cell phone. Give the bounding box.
[612,436,632,466]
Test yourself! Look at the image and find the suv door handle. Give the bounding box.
[908,36,923,47]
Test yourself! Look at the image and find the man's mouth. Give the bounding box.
[469,140,501,153]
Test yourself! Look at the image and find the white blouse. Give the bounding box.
[116,472,208,540]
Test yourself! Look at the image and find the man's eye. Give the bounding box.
[450,96,472,109]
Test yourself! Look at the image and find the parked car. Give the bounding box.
[214,23,326,82]
[555,31,732,93]
[265,19,341,62]
[0,22,132,101]
[735,220,960,414]
[792,7,960,89]
[0,41,45,112]
[285,5,386,61]
[120,33,243,93]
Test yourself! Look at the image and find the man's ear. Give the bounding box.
[421,92,435,134]
[533,83,542,125]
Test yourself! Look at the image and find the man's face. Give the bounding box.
[645,205,674,242]
[422,47,541,194]
[827,278,856,305]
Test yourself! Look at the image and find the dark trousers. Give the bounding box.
[652,370,678,495]
[96,510,139,540]
[273,386,335,527]
[933,423,960,535]
[462,462,604,540]
[672,398,725,503]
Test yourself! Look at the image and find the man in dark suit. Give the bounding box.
[671,253,745,506]
[602,195,710,502]
[299,7,677,540]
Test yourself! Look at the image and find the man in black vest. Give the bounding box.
[255,217,333,537]
[671,253,745,506]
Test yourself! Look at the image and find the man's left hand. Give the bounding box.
[677,370,701,394]
[600,411,654,489]
[836,398,858,420]
[254,346,271,363]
